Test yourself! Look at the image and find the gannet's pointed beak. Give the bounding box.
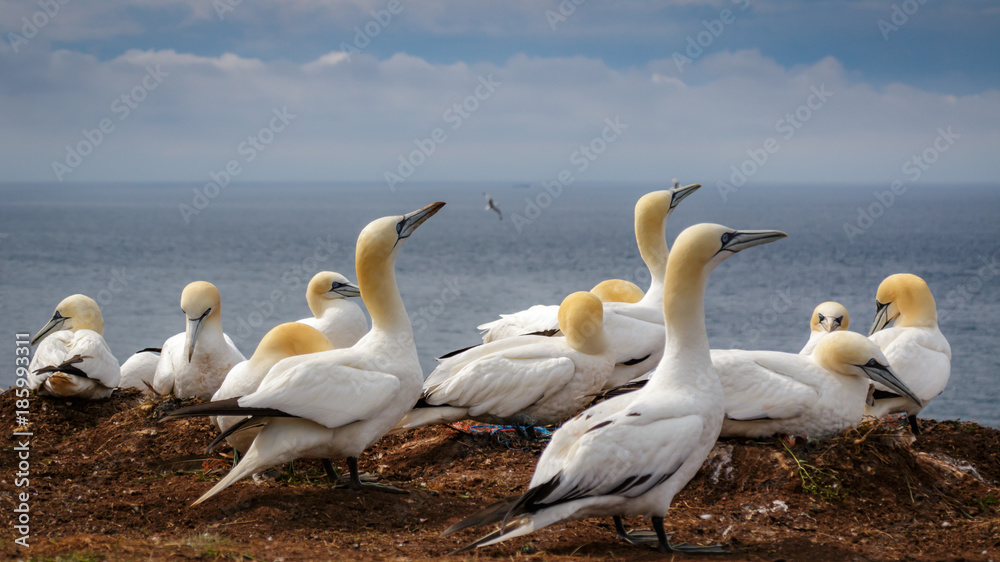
[396,202,446,243]
[720,229,788,254]
[331,281,362,298]
[184,309,211,362]
[31,311,68,346]
[869,300,894,335]
[860,360,922,407]
[670,183,701,209]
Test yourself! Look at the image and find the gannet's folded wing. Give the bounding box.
[713,350,817,421]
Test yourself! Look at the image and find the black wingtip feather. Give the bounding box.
[159,397,294,423]
[441,495,522,537]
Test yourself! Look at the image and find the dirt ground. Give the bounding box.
[2,389,998,561]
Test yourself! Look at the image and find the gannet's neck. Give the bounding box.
[651,245,713,388]
[636,213,669,300]
[357,250,410,334]
[897,292,938,328]
[202,311,225,341]
[306,291,324,319]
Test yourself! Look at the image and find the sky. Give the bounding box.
[1,0,998,186]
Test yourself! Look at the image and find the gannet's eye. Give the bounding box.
[720,232,733,246]
[835,316,844,324]
[817,314,826,322]
[866,359,880,368]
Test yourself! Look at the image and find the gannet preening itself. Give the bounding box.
[483,193,502,221]
[799,301,850,355]
[590,279,644,304]
[444,223,786,554]
[393,291,615,433]
[716,331,921,439]
[211,322,334,455]
[161,202,445,505]
[118,348,162,392]
[866,273,951,434]
[296,271,367,349]
[478,184,701,389]
[28,295,121,399]
[151,281,245,400]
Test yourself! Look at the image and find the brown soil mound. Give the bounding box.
[2,389,998,560]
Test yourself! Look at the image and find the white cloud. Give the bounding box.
[0,46,997,184]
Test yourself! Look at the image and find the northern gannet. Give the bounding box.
[590,279,644,304]
[484,193,502,221]
[119,347,161,392]
[717,331,921,439]
[799,301,850,355]
[151,281,245,400]
[478,184,701,389]
[866,273,951,434]
[295,271,367,349]
[444,223,786,553]
[211,322,334,455]
[28,294,121,399]
[161,202,446,504]
[393,291,614,433]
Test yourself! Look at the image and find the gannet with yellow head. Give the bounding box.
[28,294,120,399]
[211,322,334,454]
[799,301,850,355]
[716,330,920,439]
[445,223,785,554]
[477,184,701,389]
[866,273,951,434]
[393,291,614,433]
[161,202,445,505]
[589,279,645,304]
[151,281,245,400]
[296,271,367,348]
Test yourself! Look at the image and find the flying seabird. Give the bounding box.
[484,193,502,220]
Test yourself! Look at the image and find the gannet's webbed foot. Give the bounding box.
[652,516,727,554]
[334,457,409,495]
[322,458,340,483]
[511,414,549,442]
[613,516,665,546]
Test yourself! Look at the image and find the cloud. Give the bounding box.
[0,44,997,185]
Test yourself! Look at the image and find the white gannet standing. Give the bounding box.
[478,184,701,389]
[716,331,921,439]
[483,193,502,221]
[211,322,334,455]
[151,281,245,400]
[444,223,786,554]
[28,295,121,399]
[295,271,367,349]
[799,301,850,355]
[393,291,615,433]
[865,273,951,434]
[161,202,446,505]
[119,347,162,392]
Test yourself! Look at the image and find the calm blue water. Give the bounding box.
[1,182,997,428]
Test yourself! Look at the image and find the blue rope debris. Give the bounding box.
[468,424,553,450]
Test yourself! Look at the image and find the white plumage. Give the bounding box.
[394,291,615,431]
[445,223,786,553]
[295,271,367,349]
[865,274,951,431]
[118,347,161,392]
[162,202,446,505]
[717,331,921,439]
[477,184,701,389]
[151,281,245,400]
[28,294,120,399]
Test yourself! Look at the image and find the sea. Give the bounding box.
[1,182,997,428]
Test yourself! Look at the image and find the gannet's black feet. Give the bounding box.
[908,414,921,435]
[614,516,727,554]
[614,516,664,546]
[333,457,409,494]
[511,414,549,442]
[322,458,340,484]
